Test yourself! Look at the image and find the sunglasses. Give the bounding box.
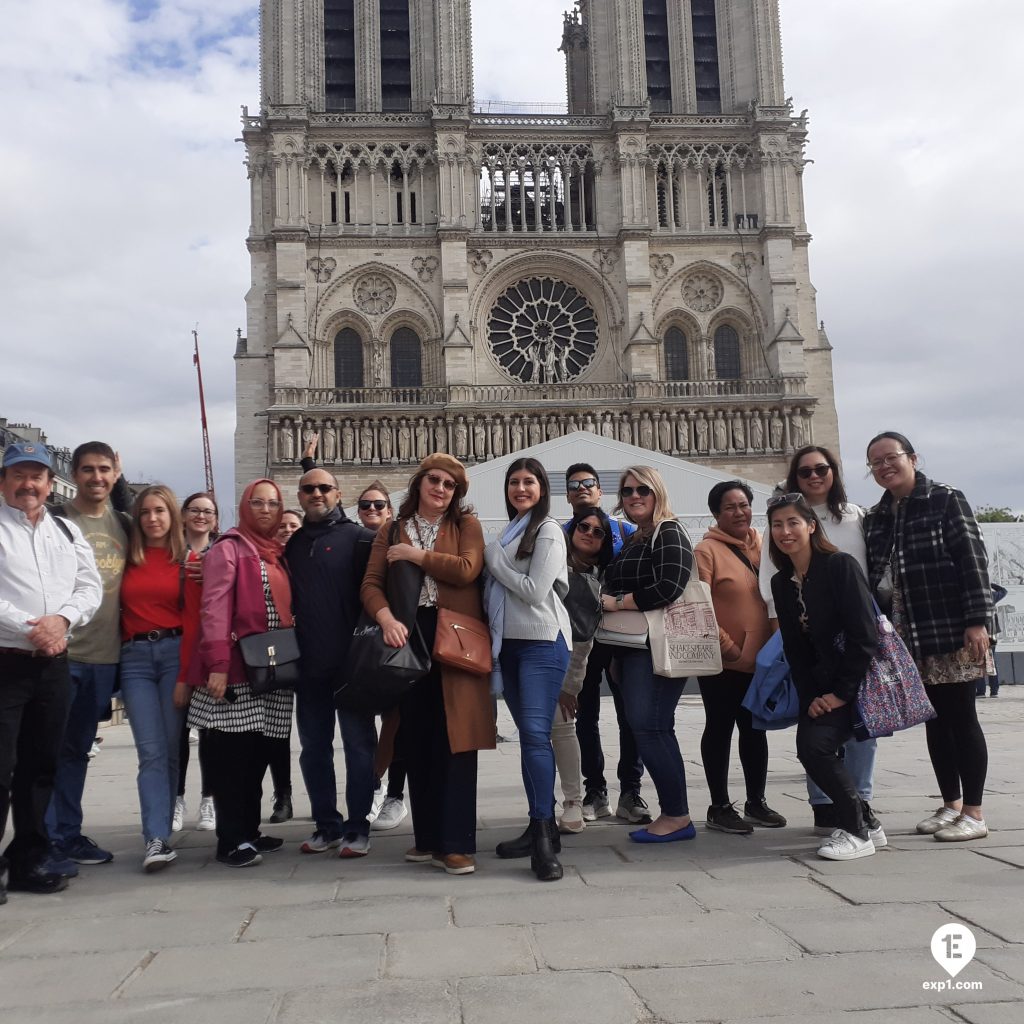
[796,463,831,480]
[185,507,216,517]
[358,499,388,511]
[300,483,336,495]
[766,492,807,510]
[425,473,456,492]
[566,478,599,492]
[575,521,607,539]
[620,485,652,498]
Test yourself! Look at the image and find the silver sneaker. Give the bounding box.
[916,806,959,835]
[582,790,611,822]
[371,797,408,831]
[934,814,988,842]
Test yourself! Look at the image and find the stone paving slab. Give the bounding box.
[975,947,1024,985]
[723,1011,951,1024]
[0,949,151,1007]
[385,924,537,979]
[809,863,1022,905]
[948,1002,1024,1024]
[243,894,450,940]
[458,971,645,1024]
[276,980,457,1024]
[679,873,845,910]
[940,899,1024,944]
[624,951,1024,1022]
[7,993,278,1024]
[124,935,383,998]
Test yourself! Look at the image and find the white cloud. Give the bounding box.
[3,1,1020,515]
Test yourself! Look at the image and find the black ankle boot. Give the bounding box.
[495,822,532,859]
[269,793,293,824]
[530,818,563,882]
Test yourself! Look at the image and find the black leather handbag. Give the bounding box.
[334,522,432,714]
[237,627,301,694]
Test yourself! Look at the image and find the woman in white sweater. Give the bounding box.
[758,445,881,841]
[485,457,571,881]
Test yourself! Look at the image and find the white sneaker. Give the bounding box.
[934,814,988,842]
[558,800,586,834]
[196,797,216,831]
[916,806,959,835]
[371,796,408,831]
[172,797,186,833]
[868,825,887,849]
[368,783,386,823]
[816,829,876,861]
[338,833,371,858]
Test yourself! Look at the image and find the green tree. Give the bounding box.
[976,506,1024,523]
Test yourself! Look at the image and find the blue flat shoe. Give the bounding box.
[629,823,697,844]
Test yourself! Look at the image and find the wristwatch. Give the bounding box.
[615,593,625,609]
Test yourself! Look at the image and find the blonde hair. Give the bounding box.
[129,485,186,566]
[612,465,677,535]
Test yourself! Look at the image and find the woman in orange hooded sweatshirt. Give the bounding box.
[693,480,785,836]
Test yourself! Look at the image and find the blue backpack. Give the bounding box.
[741,630,799,730]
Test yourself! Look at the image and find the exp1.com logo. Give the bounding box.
[923,923,983,993]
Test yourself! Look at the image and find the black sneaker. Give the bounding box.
[861,801,881,832]
[812,804,839,836]
[706,803,754,834]
[743,799,787,828]
[217,844,263,868]
[616,790,653,824]
[254,835,284,854]
[142,839,177,873]
[582,789,611,821]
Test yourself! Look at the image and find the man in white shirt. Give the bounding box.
[0,442,102,898]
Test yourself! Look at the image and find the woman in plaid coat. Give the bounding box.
[864,432,993,843]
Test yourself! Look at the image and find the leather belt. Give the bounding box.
[128,627,184,643]
[0,647,62,659]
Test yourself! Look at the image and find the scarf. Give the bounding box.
[236,479,294,628]
[484,512,532,696]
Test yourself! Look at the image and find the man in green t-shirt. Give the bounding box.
[47,442,132,869]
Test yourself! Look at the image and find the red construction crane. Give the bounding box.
[192,328,216,500]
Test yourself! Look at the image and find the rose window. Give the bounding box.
[353,273,396,315]
[486,277,598,383]
[681,272,723,312]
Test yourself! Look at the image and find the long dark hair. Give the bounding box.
[397,467,472,526]
[566,508,614,572]
[504,457,551,559]
[785,446,848,523]
[767,495,838,573]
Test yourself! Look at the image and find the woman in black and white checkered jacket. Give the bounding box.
[864,431,994,844]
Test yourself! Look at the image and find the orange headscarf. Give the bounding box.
[236,479,294,627]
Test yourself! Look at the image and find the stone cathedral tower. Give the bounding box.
[236,0,838,495]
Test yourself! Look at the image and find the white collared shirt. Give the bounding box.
[0,502,103,650]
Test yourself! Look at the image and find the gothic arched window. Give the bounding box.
[334,327,364,388]
[664,326,689,380]
[390,327,422,388]
[714,324,741,379]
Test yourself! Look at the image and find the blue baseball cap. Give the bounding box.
[2,441,54,470]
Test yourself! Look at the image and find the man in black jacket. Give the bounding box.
[285,468,376,857]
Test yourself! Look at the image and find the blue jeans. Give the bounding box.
[615,648,689,817]
[806,736,877,804]
[119,637,184,843]
[46,662,117,845]
[500,637,571,820]
[295,680,376,838]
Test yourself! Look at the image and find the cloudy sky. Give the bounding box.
[3,0,1021,514]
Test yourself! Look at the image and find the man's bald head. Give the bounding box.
[297,467,340,521]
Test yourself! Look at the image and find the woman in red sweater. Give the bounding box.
[119,485,188,873]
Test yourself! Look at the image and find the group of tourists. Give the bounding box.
[0,426,994,899]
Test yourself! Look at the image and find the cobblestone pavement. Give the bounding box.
[2,692,1021,1023]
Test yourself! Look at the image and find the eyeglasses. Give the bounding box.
[796,463,831,480]
[620,485,652,498]
[866,451,908,471]
[766,492,807,510]
[575,521,607,539]
[185,507,216,518]
[248,499,282,510]
[358,499,388,511]
[425,473,456,492]
[566,478,599,493]
[300,483,336,495]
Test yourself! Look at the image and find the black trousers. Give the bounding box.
[266,735,292,796]
[796,704,866,838]
[178,726,213,798]
[402,609,478,855]
[203,729,272,857]
[924,681,988,806]
[698,670,768,806]
[0,652,71,874]
[575,639,644,794]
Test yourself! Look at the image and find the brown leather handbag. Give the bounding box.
[433,608,492,676]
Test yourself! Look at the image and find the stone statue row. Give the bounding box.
[275,407,812,465]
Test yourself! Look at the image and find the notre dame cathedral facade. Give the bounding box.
[236,0,839,495]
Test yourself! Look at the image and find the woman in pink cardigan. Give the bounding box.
[185,479,295,867]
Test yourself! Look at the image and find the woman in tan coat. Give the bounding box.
[360,454,494,875]
[693,480,784,836]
